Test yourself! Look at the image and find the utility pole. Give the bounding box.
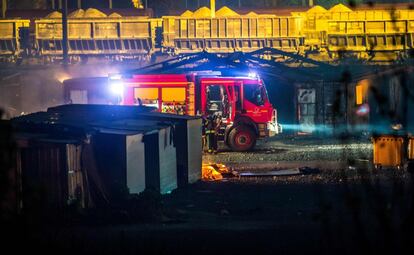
[109,0,112,9]
[51,0,55,9]
[62,0,69,65]
[77,0,81,9]
[58,0,62,9]
[210,0,215,18]
[2,0,6,18]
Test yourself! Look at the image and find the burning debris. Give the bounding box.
[202,163,237,181]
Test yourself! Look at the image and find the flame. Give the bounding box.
[202,163,230,181]
[55,72,71,83]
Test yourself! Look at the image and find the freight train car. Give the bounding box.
[2,3,414,63]
[34,8,160,62]
[296,4,414,60]
[163,6,304,54]
[0,19,30,62]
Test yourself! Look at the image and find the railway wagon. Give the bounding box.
[34,9,160,61]
[295,4,414,59]
[0,19,30,61]
[327,11,414,57]
[162,6,304,54]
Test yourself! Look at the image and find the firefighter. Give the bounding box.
[202,115,207,151]
[213,113,222,153]
[205,114,217,154]
[205,113,221,154]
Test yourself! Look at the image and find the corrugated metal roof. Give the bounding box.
[11,105,194,138]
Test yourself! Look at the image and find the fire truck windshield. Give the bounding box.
[244,83,266,106]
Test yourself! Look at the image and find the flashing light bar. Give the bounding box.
[190,71,222,76]
[248,72,259,79]
[109,73,122,80]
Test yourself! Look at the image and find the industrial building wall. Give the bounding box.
[365,69,414,133]
[294,81,348,135]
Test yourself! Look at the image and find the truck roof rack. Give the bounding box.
[189,70,222,76]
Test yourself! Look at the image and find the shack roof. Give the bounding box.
[47,104,200,121]
[11,105,179,137]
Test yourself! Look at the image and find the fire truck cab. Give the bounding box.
[114,72,281,151]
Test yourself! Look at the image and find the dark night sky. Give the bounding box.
[5,0,135,9]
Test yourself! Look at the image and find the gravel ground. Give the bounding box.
[203,136,373,170]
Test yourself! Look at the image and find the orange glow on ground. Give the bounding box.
[202,163,231,181]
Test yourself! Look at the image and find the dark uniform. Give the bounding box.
[202,116,207,151]
[205,115,217,153]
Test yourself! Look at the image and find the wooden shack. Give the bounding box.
[48,104,202,187]
[11,106,184,209]
[14,134,88,214]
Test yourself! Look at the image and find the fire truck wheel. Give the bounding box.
[228,126,256,152]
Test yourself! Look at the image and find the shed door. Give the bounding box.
[297,89,316,133]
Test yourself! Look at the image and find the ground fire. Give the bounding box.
[202,163,232,180]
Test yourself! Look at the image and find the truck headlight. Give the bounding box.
[110,81,124,95]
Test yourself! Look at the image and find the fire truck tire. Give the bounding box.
[228,125,256,152]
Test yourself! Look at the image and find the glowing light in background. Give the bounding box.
[109,81,124,95]
[55,72,71,83]
[248,72,258,78]
[356,103,370,116]
[391,123,403,131]
[109,73,122,80]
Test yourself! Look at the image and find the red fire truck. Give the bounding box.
[107,71,281,151]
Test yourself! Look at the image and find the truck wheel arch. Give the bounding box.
[225,117,258,150]
[227,125,257,152]
[231,116,259,136]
